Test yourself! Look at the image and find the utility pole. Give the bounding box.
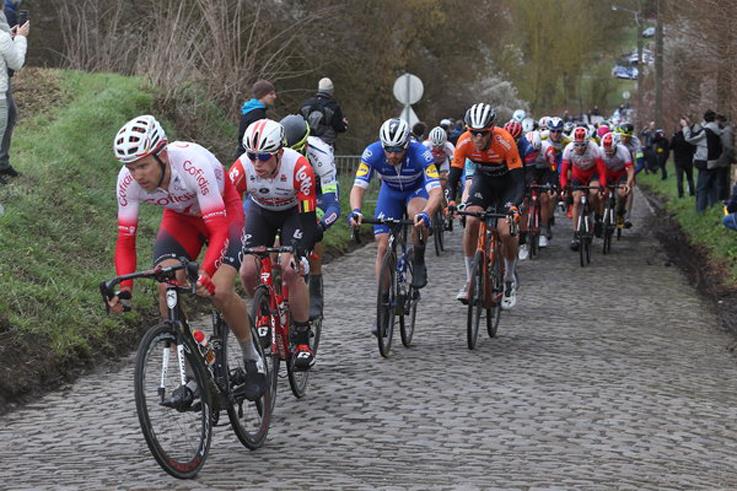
[655,0,663,129]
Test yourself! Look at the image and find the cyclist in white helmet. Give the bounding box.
[111,115,267,403]
[349,118,442,335]
[512,109,527,123]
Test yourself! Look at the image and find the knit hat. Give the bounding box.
[318,77,334,94]
[252,80,276,100]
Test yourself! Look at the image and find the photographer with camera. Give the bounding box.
[0,0,27,184]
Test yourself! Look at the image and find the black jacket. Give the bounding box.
[670,130,695,166]
[299,92,347,146]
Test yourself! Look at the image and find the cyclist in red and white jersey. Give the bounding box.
[599,132,634,226]
[230,119,320,370]
[560,126,608,251]
[110,115,267,402]
[423,126,454,176]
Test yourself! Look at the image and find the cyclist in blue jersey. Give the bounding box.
[349,118,442,309]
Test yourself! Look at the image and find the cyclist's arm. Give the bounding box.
[194,163,231,278]
[293,156,319,252]
[228,158,248,195]
[560,158,571,189]
[595,157,608,188]
[420,150,442,215]
[114,169,140,290]
[309,143,341,230]
[448,134,469,201]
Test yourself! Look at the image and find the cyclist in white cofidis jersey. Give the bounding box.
[110,114,267,404]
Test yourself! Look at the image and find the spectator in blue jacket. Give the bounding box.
[234,79,276,159]
[723,182,737,231]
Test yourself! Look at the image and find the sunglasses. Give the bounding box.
[470,129,491,137]
[247,151,275,162]
[574,142,587,148]
[549,129,562,134]
[383,145,406,153]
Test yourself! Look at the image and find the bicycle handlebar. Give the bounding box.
[242,245,294,256]
[99,257,199,313]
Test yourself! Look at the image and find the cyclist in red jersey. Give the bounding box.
[109,115,267,403]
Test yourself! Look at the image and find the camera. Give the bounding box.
[17,10,29,26]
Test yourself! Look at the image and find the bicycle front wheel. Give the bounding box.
[287,324,310,399]
[252,286,279,415]
[487,251,502,338]
[134,323,212,479]
[467,251,483,350]
[224,323,272,450]
[400,254,417,347]
[376,250,397,357]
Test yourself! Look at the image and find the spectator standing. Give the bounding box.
[0,1,26,184]
[682,110,723,212]
[652,129,670,180]
[670,126,695,198]
[299,77,347,148]
[716,114,734,200]
[235,79,276,159]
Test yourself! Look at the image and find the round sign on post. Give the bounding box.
[393,73,423,105]
[622,90,631,100]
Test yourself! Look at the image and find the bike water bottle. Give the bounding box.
[192,329,216,366]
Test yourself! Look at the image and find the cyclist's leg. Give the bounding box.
[373,184,402,281]
[239,204,280,296]
[153,210,204,318]
[406,189,429,288]
[458,175,490,299]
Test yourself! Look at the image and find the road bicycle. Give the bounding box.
[570,185,601,268]
[602,184,628,254]
[100,257,270,479]
[524,183,556,259]
[457,206,517,350]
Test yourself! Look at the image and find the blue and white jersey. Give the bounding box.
[353,140,440,193]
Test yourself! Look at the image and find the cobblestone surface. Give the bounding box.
[3,190,737,490]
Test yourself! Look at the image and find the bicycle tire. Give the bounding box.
[466,251,483,350]
[310,316,323,356]
[487,251,502,338]
[602,208,611,255]
[432,212,442,256]
[134,323,212,479]
[376,250,396,357]
[578,214,585,268]
[224,323,272,450]
[251,287,279,415]
[286,334,310,398]
[400,255,417,348]
[529,202,540,259]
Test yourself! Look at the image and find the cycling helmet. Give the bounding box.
[548,117,564,132]
[114,115,168,164]
[618,122,634,136]
[379,118,410,149]
[596,124,610,138]
[527,131,542,151]
[512,109,527,123]
[572,126,588,143]
[538,116,550,130]
[243,119,285,154]
[601,132,616,151]
[522,117,535,133]
[464,103,496,130]
[280,114,310,153]
[503,120,523,140]
[428,126,447,147]
[439,118,452,130]
[563,121,575,135]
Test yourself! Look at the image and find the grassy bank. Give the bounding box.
[0,68,374,407]
[638,169,737,286]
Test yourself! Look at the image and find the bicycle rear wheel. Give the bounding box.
[466,251,483,350]
[432,212,443,256]
[376,251,397,357]
[400,254,417,347]
[251,287,279,415]
[529,203,540,259]
[602,208,612,254]
[134,323,212,479]
[224,322,272,450]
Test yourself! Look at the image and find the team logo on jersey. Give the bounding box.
[356,163,370,177]
[361,148,373,160]
[424,164,440,179]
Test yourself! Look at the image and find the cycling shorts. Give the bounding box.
[465,172,517,211]
[374,184,428,235]
[153,181,244,272]
[242,202,304,250]
[571,169,601,188]
[524,167,551,187]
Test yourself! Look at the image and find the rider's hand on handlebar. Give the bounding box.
[196,271,216,297]
[505,204,521,223]
[415,211,430,229]
[108,287,131,314]
[348,208,363,228]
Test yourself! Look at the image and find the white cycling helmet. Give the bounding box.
[428,126,447,147]
[464,103,496,130]
[538,116,550,131]
[439,118,452,130]
[526,131,542,151]
[512,109,527,123]
[522,117,535,134]
[113,115,168,164]
[379,118,410,149]
[243,119,285,154]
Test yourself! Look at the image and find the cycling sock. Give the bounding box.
[239,336,261,362]
[464,256,473,282]
[503,258,516,283]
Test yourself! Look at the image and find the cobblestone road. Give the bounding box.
[4,190,737,490]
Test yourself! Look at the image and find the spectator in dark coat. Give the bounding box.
[683,110,723,212]
[235,80,276,159]
[298,77,347,148]
[716,114,734,201]
[670,127,695,198]
[652,129,670,180]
